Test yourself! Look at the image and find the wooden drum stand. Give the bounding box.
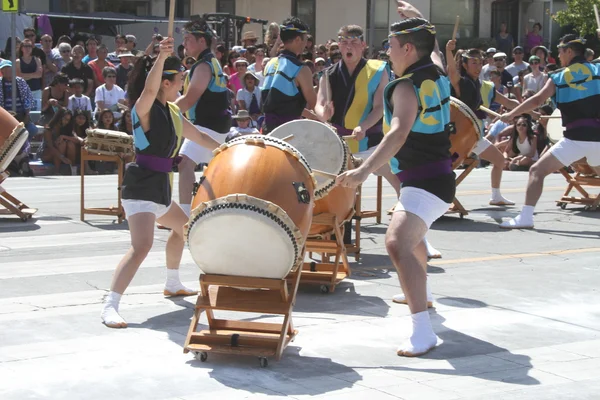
[447,157,479,218]
[556,162,600,211]
[346,176,383,260]
[0,172,37,221]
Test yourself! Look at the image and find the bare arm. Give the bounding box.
[495,92,520,109]
[501,79,555,122]
[17,58,44,80]
[174,63,209,113]
[445,40,460,94]
[181,117,220,150]
[296,65,317,110]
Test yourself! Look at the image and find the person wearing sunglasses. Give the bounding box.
[522,56,547,94]
[505,115,538,171]
[500,34,600,229]
[94,66,126,120]
[506,46,529,83]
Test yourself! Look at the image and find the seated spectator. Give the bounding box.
[585,48,595,62]
[107,34,127,67]
[505,115,538,171]
[116,49,134,91]
[72,108,97,175]
[67,78,93,113]
[16,39,43,111]
[39,107,77,174]
[96,109,118,130]
[88,44,115,88]
[229,59,248,94]
[330,50,342,64]
[94,67,126,120]
[522,56,547,94]
[236,71,262,119]
[0,60,38,138]
[118,109,133,135]
[40,73,70,126]
[125,35,141,57]
[489,70,508,112]
[57,43,72,69]
[225,110,259,142]
[61,45,95,99]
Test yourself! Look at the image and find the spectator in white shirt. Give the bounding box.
[236,71,262,119]
[94,66,126,120]
[522,56,547,94]
[57,43,72,70]
[67,78,92,113]
[480,47,497,81]
[505,46,529,78]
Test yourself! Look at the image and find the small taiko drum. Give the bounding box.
[269,120,356,235]
[186,135,316,279]
[546,108,564,145]
[449,97,481,168]
[0,107,29,173]
[85,128,134,157]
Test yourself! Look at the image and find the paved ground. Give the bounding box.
[1,168,599,400]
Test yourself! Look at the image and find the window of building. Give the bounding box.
[216,0,235,14]
[292,0,316,37]
[168,0,191,18]
[367,0,391,51]
[57,0,160,16]
[430,0,479,45]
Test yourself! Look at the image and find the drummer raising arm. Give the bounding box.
[499,35,600,229]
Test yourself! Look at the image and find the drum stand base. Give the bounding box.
[184,271,302,367]
[346,177,383,261]
[556,169,600,211]
[0,183,37,221]
[80,149,125,223]
[447,157,479,218]
[303,213,351,294]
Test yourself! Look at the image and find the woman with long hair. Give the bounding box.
[39,107,77,173]
[119,109,133,135]
[96,109,118,130]
[100,38,220,328]
[505,115,538,171]
[16,39,43,110]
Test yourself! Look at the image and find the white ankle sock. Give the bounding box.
[392,280,433,303]
[180,204,191,217]
[101,291,127,328]
[397,311,440,357]
[166,268,180,285]
[521,205,535,220]
[491,188,501,199]
[164,269,197,295]
[424,237,442,259]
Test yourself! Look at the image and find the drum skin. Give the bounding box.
[449,97,480,169]
[0,107,20,144]
[310,154,356,235]
[192,136,315,240]
[546,108,563,145]
[0,106,28,172]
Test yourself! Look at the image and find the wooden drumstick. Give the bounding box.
[594,4,600,30]
[478,105,502,119]
[342,135,357,140]
[452,16,460,40]
[281,134,294,142]
[312,169,338,180]
[539,115,562,119]
[168,0,176,38]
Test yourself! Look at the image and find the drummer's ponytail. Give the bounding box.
[127,55,182,108]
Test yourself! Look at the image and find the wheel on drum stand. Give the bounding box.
[193,351,208,362]
[259,357,268,368]
[557,202,567,210]
[320,285,330,294]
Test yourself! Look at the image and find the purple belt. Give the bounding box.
[264,113,301,128]
[396,158,453,182]
[136,154,182,173]
[565,118,600,130]
[330,123,383,138]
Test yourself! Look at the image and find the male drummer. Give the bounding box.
[499,35,600,229]
[337,1,452,357]
[175,19,231,217]
[261,17,317,133]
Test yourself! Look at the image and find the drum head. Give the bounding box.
[269,120,346,198]
[546,108,563,145]
[0,125,28,173]
[187,195,303,279]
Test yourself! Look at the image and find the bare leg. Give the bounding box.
[480,145,514,205]
[375,163,401,197]
[178,155,197,217]
[386,211,439,357]
[500,152,565,229]
[157,202,198,296]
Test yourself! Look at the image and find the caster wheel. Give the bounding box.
[459,214,465,219]
[20,216,28,222]
[584,206,591,211]
[320,285,330,294]
[259,357,268,368]
[558,203,566,209]
[194,351,208,362]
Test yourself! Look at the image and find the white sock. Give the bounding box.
[397,311,440,357]
[521,205,535,220]
[164,269,197,295]
[424,237,441,259]
[500,206,535,228]
[166,268,180,286]
[101,291,126,328]
[491,188,501,199]
[180,204,191,217]
[392,280,433,303]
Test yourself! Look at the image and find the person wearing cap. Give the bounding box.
[107,34,127,68]
[174,18,231,218]
[480,47,497,81]
[115,48,134,90]
[125,35,141,57]
[0,60,38,138]
[236,71,262,119]
[261,16,316,133]
[446,40,519,206]
[505,46,529,79]
[500,34,600,229]
[522,55,547,94]
[242,31,259,48]
[228,58,248,94]
[225,110,259,142]
[492,52,514,89]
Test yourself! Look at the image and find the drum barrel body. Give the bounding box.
[449,98,481,168]
[0,107,28,172]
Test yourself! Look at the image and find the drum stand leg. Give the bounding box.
[344,177,383,261]
[0,184,37,222]
[184,271,302,366]
[301,213,351,293]
[447,157,478,218]
[556,169,600,211]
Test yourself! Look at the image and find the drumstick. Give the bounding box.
[281,134,294,142]
[312,169,338,180]
[452,16,460,40]
[168,0,176,38]
[324,71,331,105]
[342,135,357,140]
[594,4,600,30]
[478,106,502,119]
[539,115,562,119]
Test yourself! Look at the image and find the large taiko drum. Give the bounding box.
[449,97,481,168]
[0,107,29,173]
[269,120,356,235]
[546,108,564,145]
[186,135,316,279]
[85,128,134,156]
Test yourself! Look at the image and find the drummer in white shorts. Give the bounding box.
[174,20,231,217]
[499,34,600,229]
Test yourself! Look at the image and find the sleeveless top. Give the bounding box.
[184,48,231,133]
[514,136,538,161]
[383,56,455,203]
[122,100,184,206]
[20,57,42,91]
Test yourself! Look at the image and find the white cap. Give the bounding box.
[315,57,326,64]
[486,47,497,54]
[493,52,507,59]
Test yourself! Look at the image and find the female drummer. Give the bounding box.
[101,38,220,328]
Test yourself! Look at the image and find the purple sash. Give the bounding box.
[396,158,453,182]
[135,154,181,173]
[566,118,600,131]
[263,113,301,128]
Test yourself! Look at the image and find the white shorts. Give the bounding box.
[123,200,173,219]
[179,125,227,165]
[355,145,377,158]
[394,187,451,229]
[472,137,493,155]
[549,137,600,167]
